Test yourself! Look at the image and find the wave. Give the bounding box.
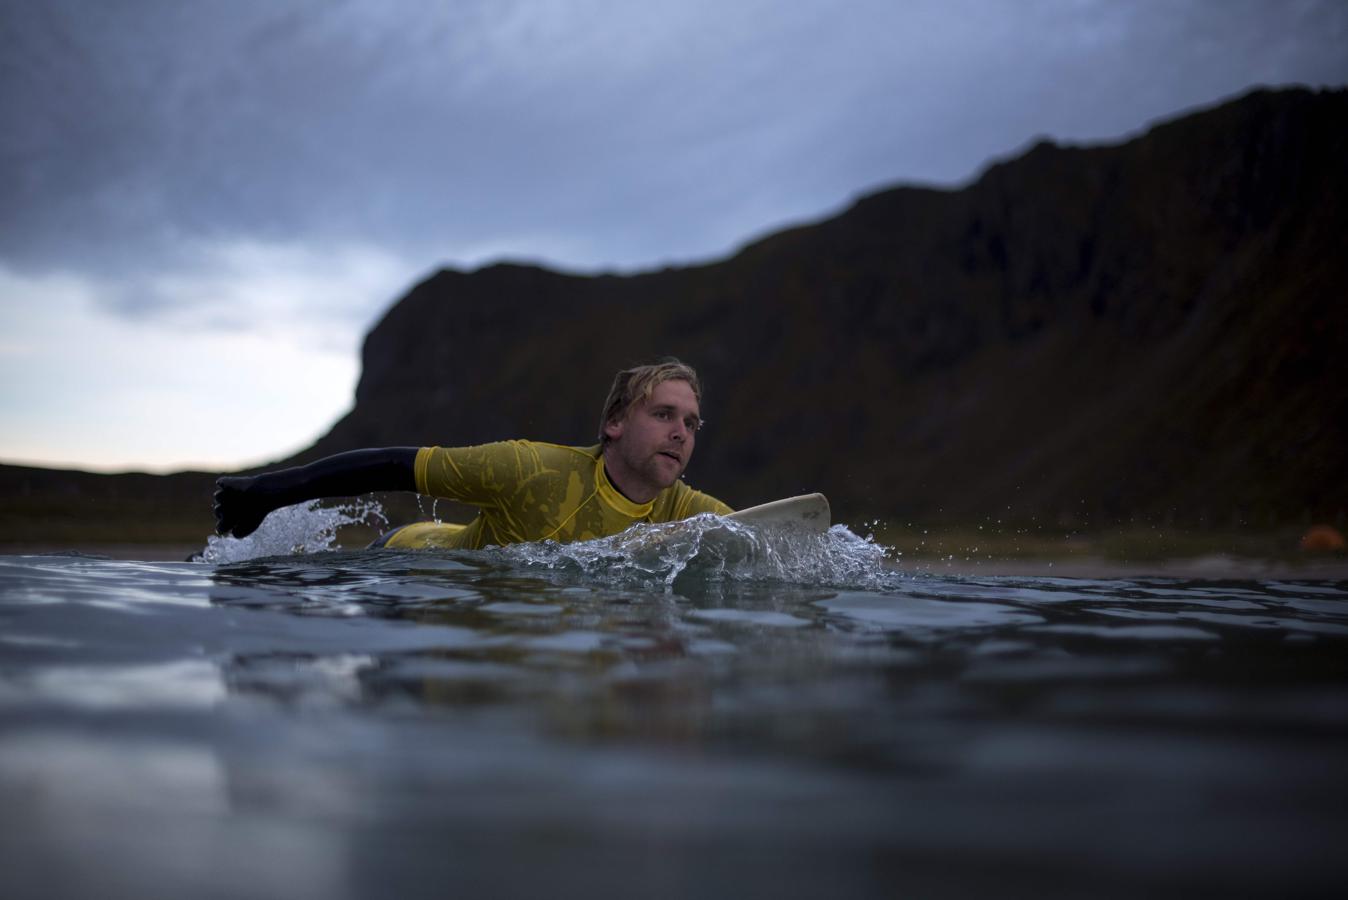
[197,503,899,589]
[198,499,388,564]
[494,513,898,589]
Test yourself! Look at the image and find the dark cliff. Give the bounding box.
[296,87,1347,527]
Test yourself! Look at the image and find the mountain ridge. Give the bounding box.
[285,86,1344,527]
[7,86,1339,539]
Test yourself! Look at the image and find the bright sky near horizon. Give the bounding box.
[2,0,1346,473]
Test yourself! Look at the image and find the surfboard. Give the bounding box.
[615,492,832,569]
[726,493,831,533]
[372,493,832,552]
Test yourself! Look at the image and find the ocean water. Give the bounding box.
[1,504,1346,899]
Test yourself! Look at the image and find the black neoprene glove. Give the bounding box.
[213,447,419,538]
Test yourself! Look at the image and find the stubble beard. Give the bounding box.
[651,458,681,489]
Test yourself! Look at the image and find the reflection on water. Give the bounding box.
[1,527,1346,898]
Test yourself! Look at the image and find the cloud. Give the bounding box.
[1,0,1345,470]
[7,0,1344,292]
[0,260,363,471]
[110,237,412,337]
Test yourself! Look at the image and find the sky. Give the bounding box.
[2,0,1346,473]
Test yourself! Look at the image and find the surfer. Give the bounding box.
[213,359,731,549]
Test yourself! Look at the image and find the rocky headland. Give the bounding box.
[4,86,1345,552]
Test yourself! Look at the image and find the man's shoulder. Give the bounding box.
[482,440,601,476]
[422,440,598,471]
[518,440,601,462]
[654,477,733,518]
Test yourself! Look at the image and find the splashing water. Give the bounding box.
[198,499,387,564]
[497,513,899,589]
[197,503,897,589]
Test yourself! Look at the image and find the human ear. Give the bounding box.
[603,417,624,441]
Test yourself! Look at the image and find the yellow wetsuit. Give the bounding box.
[381,441,732,550]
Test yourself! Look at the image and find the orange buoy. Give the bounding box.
[1299,525,1347,553]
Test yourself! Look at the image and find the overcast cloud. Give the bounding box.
[2,0,1346,470]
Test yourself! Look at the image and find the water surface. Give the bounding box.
[2,511,1345,898]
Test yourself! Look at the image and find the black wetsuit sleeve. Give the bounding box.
[214,447,419,538]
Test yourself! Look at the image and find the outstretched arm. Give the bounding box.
[214,447,420,538]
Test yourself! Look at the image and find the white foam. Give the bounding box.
[197,505,903,590]
[198,499,387,564]
[496,515,901,590]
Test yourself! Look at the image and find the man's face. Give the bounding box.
[603,378,701,500]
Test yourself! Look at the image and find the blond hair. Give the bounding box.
[598,358,702,443]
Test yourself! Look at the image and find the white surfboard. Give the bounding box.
[611,495,830,573]
[618,492,831,568]
[726,493,831,532]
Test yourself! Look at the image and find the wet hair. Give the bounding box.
[598,358,702,443]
